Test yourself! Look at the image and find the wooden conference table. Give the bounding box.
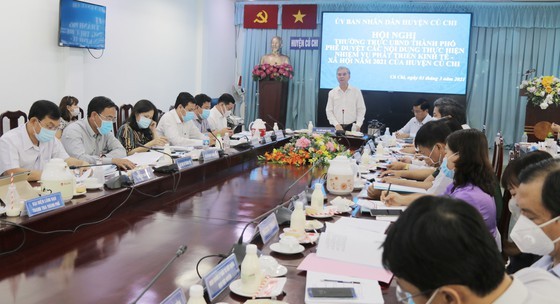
[0,138,395,304]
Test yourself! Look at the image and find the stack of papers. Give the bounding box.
[298,218,393,283]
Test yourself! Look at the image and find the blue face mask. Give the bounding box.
[201,109,211,120]
[441,156,455,179]
[95,114,114,135]
[183,111,195,123]
[137,116,151,129]
[34,121,56,143]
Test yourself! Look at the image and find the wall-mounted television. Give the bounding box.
[320,12,472,95]
[59,0,106,50]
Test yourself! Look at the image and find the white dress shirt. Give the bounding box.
[156,110,204,146]
[0,124,69,174]
[325,85,366,127]
[494,268,560,303]
[398,115,433,138]
[532,255,560,278]
[207,107,227,131]
[61,119,126,164]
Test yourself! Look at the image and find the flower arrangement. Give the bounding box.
[259,133,349,166]
[252,63,294,81]
[520,76,560,110]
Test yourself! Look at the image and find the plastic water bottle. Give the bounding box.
[240,244,263,294]
[308,121,314,134]
[202,135,210,150]
[521,132,528,143]
[273,122,279,132]
[186,284,207,304]
[223,133,230,149]
[215,135,223,150]
[384,127,390,137]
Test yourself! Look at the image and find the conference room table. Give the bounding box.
[0,138,396,303]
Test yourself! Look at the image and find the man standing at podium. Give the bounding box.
[325,66,366,132]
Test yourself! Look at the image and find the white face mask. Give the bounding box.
[510,214,560,255]
[71,108,80,117]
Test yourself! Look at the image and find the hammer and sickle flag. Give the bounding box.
[282,4,317,29]
[244,5,278,29]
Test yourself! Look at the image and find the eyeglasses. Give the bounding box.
[98,113,117,122]
[412,109,425,114]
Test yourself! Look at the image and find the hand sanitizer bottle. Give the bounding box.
[310,183,324,212]
[290,200,306,236]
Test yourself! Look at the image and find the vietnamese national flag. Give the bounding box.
[244,5,279,29]
[281,4,317,29]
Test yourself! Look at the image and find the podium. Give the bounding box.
[259,80,289,129]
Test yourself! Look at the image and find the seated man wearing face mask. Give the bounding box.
[208,93,234,136]
[62,96,135,170]
[192,94,212,134]
[157,92,208,147]
[383,195,560,304]
[368,119,459,202]
[513,158,560,277]
[0,100,87,181]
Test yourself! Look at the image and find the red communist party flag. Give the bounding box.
[244,5,279,29]
[281,4,317,29]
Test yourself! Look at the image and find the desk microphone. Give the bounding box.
[136,143,178,173]
[131,245,188,304]
[69,163,132,189]
[68,163,106,170]
[206,128,225,157]
[230,161,319,263]
[266,114,286,137]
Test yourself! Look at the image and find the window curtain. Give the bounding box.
[235,1,560,144]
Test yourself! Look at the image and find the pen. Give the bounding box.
[386,183,392,196]
[322,279,361,284]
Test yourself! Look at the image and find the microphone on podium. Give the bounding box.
[230,161,319,263]
[131,245,188,304]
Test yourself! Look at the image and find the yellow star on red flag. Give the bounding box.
[293,10,306,23]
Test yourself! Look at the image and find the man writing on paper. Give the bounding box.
[157,92,210,147]
[62,96,135,170]
[0,100,88,181]
[325,66,366,132]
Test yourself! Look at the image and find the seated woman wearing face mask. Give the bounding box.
[56,96,81,139]
[368,119,460,203]
[117,99,168,155]
[383,129,499,240]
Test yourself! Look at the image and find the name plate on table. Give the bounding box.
[251,137,260,146]
[264,135,273,144]
[313,127,336,134]
[203,253,240,301]
[275,130,285,140]
[201,149,220,162]
[160,287,186,304]
[131,167,155,184]
[25,192,64,217]
[258,213,280,245]
[176,156,193,170]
